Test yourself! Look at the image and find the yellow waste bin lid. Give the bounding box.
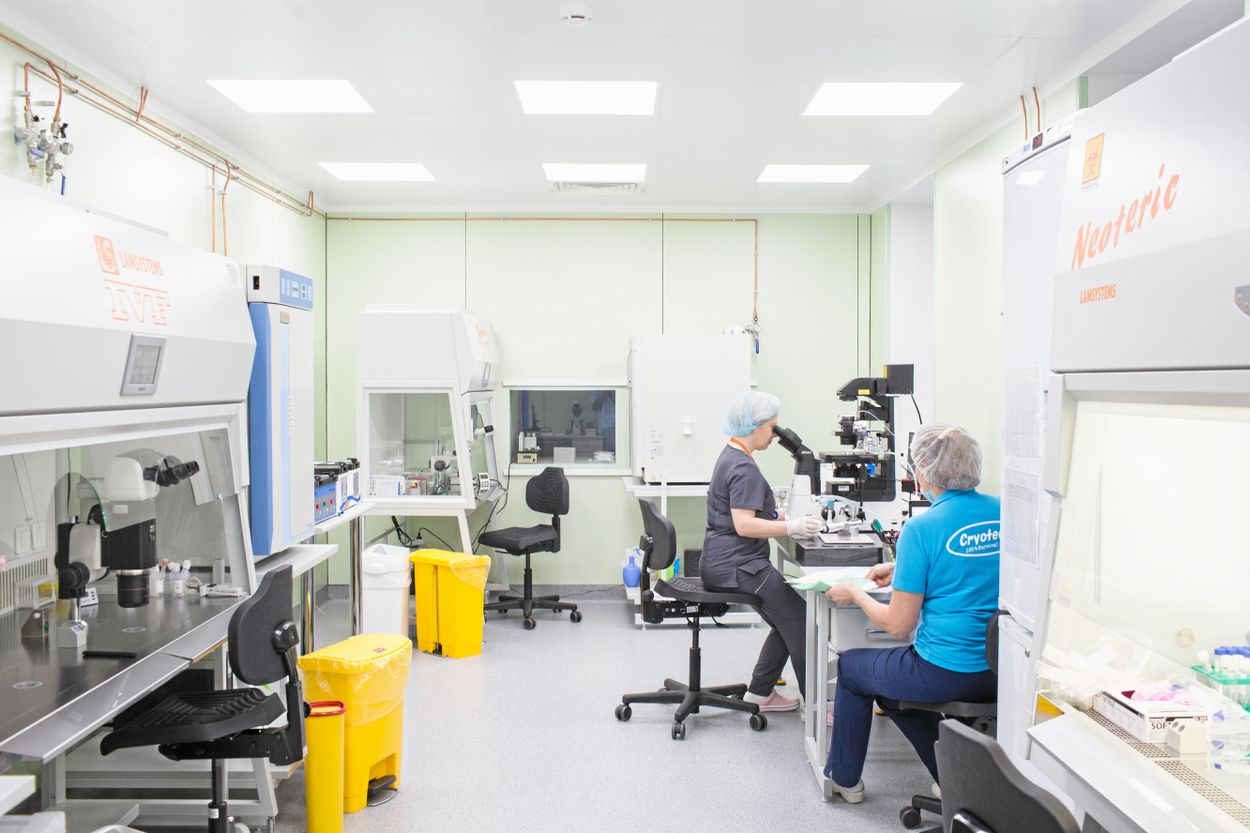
[298,633,412,676]
[410,549,491,589]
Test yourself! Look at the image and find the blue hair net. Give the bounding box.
[722,391,781,437]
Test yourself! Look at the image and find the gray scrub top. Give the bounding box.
[700,444,778,589]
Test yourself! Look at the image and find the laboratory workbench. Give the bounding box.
[800,568,908,801]
[0,595,242,764]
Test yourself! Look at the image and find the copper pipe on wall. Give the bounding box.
[4,30,320,217]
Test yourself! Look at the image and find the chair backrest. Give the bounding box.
[985,609,1006,675]
[228,566,298,686]
[637,499,677,572]
[937,719,1080,833]
[526,467,569,516]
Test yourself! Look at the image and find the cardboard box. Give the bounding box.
[1093,689,1209,743]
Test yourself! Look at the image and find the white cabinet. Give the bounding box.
[628,334,751,484]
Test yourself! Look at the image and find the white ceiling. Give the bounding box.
[1,0,1226,212]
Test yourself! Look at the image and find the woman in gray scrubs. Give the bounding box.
[701,392,822,712]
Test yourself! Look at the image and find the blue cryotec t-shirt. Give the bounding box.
[892,489,1001,673]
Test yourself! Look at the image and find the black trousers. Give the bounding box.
[709,564,807,696]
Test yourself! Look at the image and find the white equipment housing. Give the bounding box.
[356,305,501,510]
[0,177,258,608]
[997,118,1072,782]
[1014,19,1250,830]
[628,334,752,484]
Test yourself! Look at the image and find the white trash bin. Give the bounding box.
[360,544,412,637]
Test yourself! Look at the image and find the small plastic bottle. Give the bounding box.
[1216,647,1228,676]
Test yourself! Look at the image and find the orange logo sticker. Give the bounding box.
[1082,134,1105,185]
[94,235,120,275]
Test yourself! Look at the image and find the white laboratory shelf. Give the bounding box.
[623,583,760,627]
[254,544,338,578]
[620,476,710,498]
[312,500,375,536]
[0,776,35,815]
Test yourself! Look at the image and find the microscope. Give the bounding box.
[55,453,200,612]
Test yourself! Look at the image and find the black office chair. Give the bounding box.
[899,609,1006,832]
[102,567,305,833]
[614,499,767,740]
[482,466,582,630]
[936,719,1080,833]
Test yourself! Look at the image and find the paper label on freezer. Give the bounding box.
[1005,367,1044,459]
[649,430,664,460]
[1003,467,1041,567]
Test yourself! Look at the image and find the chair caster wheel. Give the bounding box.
[900,806,923,828]
[523,617,536,630]
[570,610,582,623]
[615,704,632,721]
[671,722,687,740]
[749,713,768,731]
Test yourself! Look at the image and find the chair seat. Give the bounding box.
[899,698,998,719]
[102,688,284,756]
[480,524,557,553]
[657,576,760,608]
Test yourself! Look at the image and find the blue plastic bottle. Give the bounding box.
[623,552,641,588]
[673,556,682,578]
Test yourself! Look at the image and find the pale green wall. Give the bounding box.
[324,214,869,583]
[931,83,1081,493]
[869,205,891,372]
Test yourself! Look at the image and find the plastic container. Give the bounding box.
[361,544,413,637]
[622,552,640,588]
[304,701,346,833]
[410,549,490,658]
[299,634,413,814]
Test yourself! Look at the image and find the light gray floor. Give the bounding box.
[276,596,936,833]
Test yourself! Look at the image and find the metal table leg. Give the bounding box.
[301,569,315,653]
[349,515,364,635]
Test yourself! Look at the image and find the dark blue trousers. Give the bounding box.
[824,646,996,788]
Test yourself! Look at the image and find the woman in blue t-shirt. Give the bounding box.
[821,424,1000,804]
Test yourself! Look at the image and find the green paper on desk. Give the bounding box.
[787,574,877,593]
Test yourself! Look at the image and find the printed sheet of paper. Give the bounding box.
[1005,367,1044,460]
[1003,467,1041,567]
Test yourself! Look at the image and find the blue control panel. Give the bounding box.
[278,269,314,311]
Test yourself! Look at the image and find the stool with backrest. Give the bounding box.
[101,566,304,833]
[898,609,1006,832]
[936,718,1080,833]
[482,466,582,630]
[614,499,767,740]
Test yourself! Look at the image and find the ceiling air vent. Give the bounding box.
[550,181,643,195]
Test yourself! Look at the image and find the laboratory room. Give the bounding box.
[3,3,1250,833]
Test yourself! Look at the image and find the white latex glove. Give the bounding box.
[786,516,821,538]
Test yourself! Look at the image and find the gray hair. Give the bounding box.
[910,423,982,490]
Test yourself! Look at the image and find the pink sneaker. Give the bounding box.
[744,690,800,712]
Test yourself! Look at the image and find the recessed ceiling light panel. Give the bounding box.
[319,162,434,182]
[757,164,869,184]
[804,82,962,116]
[542,163,646,183]
[516,81,656,115]
[208,80,373,113]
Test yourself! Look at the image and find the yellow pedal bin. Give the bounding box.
[303,701,345,833]
[410,549,491,658]
[298,634,412,813]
